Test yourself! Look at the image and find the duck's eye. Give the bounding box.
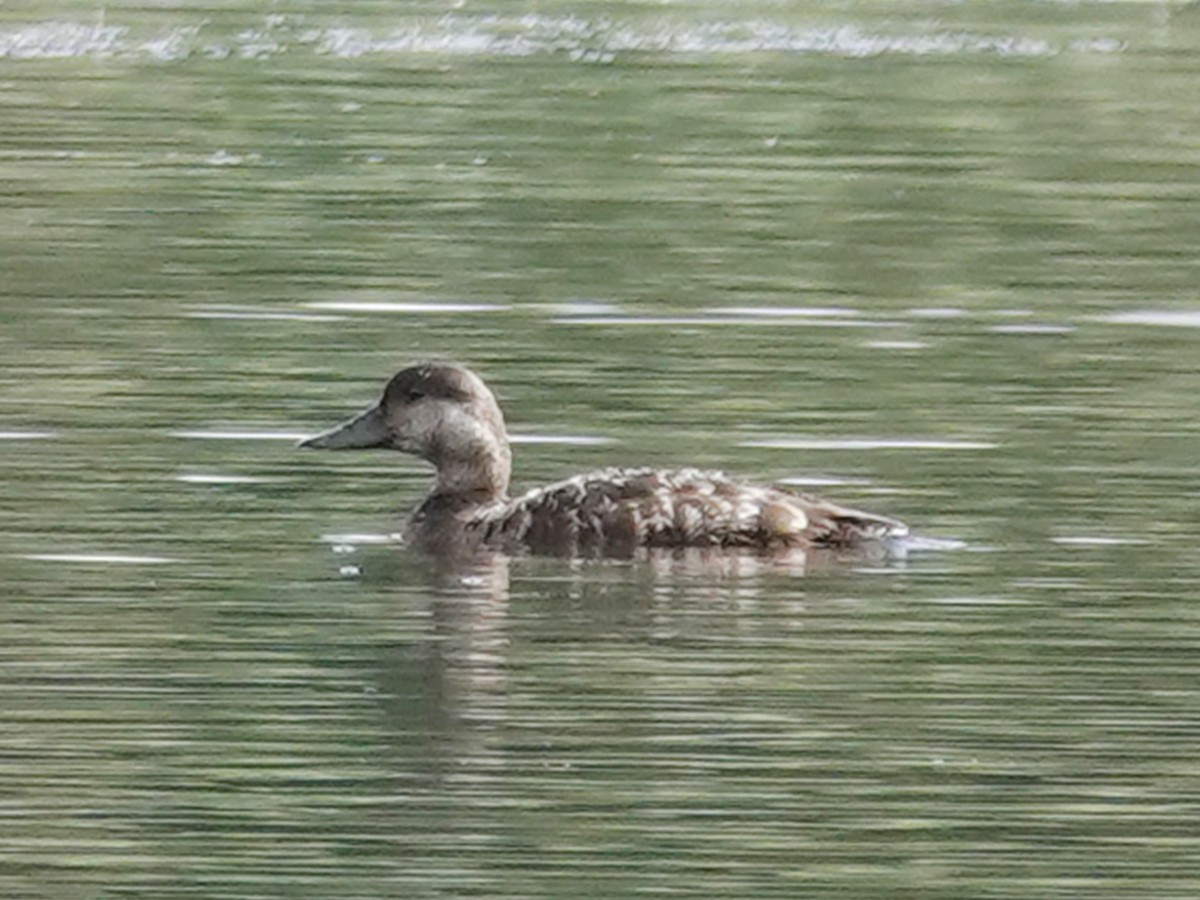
[406,389,425,403]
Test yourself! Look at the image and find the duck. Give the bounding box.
[299,363,909,556]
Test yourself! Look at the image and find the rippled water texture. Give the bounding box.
[3,2,1200,896]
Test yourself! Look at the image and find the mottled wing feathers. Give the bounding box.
[475,468,905,553]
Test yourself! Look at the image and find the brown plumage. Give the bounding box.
[300,363,908,556]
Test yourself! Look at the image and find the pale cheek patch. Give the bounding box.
[391,403,443,450]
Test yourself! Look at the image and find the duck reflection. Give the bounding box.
[369,550,510,786]
[369,535,904,786]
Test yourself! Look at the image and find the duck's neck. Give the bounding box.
[427,419,511,505]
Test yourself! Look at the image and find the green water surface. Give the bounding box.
[3,3,1200,897]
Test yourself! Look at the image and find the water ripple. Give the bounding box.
[172,429,310,441]
[742,438,996,451]
[304,300,509,314]
[509,434,614,446]
[186,307,344,322]
[22,552,178,565]
[553,315,897,328]
[176,473,273,484]
[0,16,1125,62]
[0,431,58,440]
[1098,310,1200,328]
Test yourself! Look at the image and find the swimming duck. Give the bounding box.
[300,363,908,555]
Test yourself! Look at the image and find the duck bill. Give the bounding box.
[299,404,390,450]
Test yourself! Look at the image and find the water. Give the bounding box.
[3,2,1200,896]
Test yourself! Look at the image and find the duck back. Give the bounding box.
[452,467,906,555]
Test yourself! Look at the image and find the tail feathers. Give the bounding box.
[793,494,909,547]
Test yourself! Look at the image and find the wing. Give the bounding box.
[477,468,906,553]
